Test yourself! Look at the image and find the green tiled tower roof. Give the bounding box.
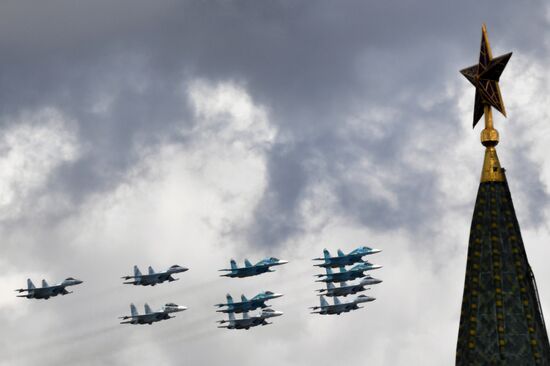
[456,25,550,365]
[456,179,550,364]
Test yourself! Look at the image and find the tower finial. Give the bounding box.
[460,24,512,182]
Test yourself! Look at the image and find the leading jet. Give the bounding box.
[215,291,284,314]
[119,303,187,325]
[15,278,83,300]
[310,295,375,315]
[217,308,283,330]
[121,264,188,286]
[219,257,288,278]
[315,262,382,284]
[316,275,382,297]
[313,247,382,268]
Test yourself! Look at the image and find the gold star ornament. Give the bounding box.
[460,24,512,128]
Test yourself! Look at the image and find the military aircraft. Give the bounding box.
[119,303,187,325]
[316,275,382,297]
[315,262,382,283]
[217,308,283,330]
[313,246,382,268]
[310,295,375,315]
[215,291,284,313]
[219,257,288,278]
[15,277,83,300]
[121,264,188,286]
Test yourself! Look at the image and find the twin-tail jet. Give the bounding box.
[121,264,188,286]
[217,308,283,330]
[15,278,83,300]
[316,275,382,297]
[119,303,187,325]
[219,257,288,278]
[215,291,283,313]
[315,262,382,283]
[313,246,382,268]
[310,295,375,315]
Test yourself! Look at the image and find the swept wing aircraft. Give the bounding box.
[313,246,382,268]
[217,308,283,330]
[15,278,83,300]
[310,295,375,315]
[121,264,188,286]
[219,257,288,278]
[317,275,382,297]
[215,291,283,313]
[119,303,187,325]
[315,262,382,283]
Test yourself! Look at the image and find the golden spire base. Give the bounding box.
[481,146,504,182]
[480,106,505,182]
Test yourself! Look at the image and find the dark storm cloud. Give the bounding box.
[0,0,548,244]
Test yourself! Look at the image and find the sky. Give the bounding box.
[1,1,550,365]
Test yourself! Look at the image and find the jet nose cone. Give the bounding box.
[371,248,382,254]
[178,306,188,311]
[75,279,83,285]
[278,260,289,265]
[272,293,284,299]
[272,310,283,317]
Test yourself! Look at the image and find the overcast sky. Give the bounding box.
[1,1,550,365]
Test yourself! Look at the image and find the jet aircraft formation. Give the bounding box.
[15,247,383,329]
[215,257,288,330]
[118,264,189,325]
[311,246,383,315]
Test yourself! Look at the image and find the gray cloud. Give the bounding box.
[1,1,550,365]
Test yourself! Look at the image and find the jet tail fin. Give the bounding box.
[228,311,236,323]
[230,259,238,271]
[241,294,248,302]
[242,311,250,320]
[320,296,329,307]
[323,249,330,260]
[338,266,346,273]
[27,279,36,290]
[244,259,252,268]
[226,294,234,305]
[134,265,142,278]
[130,303,138,317]
[144,303,152,314]
[327,282,335,290]
[337,249,345,257]
[41,279,49,288]
[148,266,155,275]
[334,297,341,305]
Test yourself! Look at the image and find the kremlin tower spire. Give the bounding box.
[456,24,550,365]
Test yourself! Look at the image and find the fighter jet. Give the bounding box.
[217,308,283,330]
[313,247,382,268]
[316,275,382,297]
[119,303,187,325]
[315,262,382,283]
[15,278,83,300]
[215,291,284,314]
[121,264,188,286]
[310,295,375,315]
[219,257,288,278]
